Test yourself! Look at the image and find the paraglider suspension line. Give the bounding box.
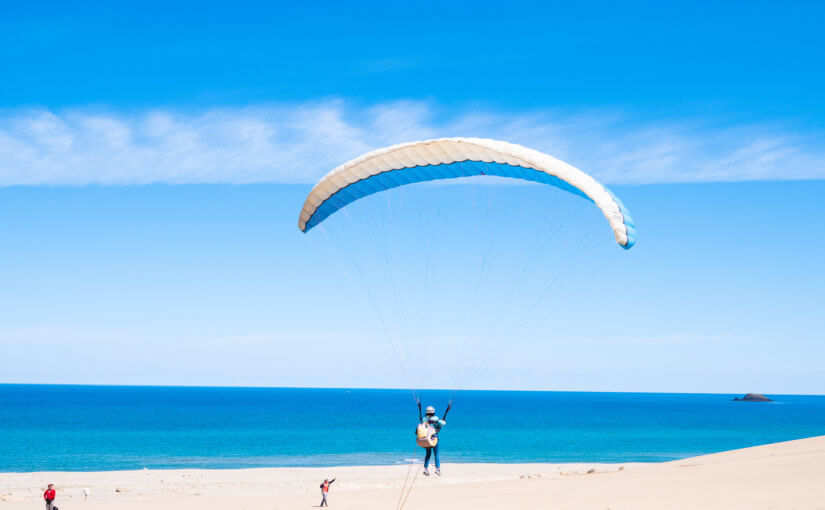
[396,446,423,510]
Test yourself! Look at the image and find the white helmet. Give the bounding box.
[425,406,435,415]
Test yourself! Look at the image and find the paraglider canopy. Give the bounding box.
[299,136,639,418]
[298,137,636,249]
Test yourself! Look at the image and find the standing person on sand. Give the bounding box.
[43,484,56,510]
[319,477,335,507]
[422,406,446,477]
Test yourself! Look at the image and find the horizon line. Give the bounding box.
[1,382,821,397]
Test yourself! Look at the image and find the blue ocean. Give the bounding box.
[1,385,824,472]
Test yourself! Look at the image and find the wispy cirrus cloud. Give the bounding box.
[1,100,823,186]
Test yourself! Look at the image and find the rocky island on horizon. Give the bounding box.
[733,393,773,402]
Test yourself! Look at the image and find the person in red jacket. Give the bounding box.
[43,484,56,510]
[319,478,335,507]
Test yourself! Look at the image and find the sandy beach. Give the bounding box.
[2,435,823,509]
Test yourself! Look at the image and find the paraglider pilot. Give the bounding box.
[422,405,446,476]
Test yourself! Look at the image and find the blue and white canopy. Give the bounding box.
[298,137,636,249]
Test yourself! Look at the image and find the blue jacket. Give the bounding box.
[426,415,446,433]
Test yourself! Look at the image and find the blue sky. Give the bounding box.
[1,1,823,393]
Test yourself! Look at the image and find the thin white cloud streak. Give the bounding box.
[1,101,823,186]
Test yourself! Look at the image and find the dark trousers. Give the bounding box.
[320,492,328,507]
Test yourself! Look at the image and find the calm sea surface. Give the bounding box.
[1,385,824,472]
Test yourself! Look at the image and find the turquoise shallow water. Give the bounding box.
[1,385,824,472]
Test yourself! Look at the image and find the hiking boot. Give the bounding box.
[422,469,430,476]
